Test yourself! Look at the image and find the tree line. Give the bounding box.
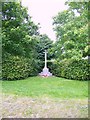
[2,1,89,80]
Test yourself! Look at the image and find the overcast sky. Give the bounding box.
[21,0,68,41]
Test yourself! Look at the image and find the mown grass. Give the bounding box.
[2,76,88,99]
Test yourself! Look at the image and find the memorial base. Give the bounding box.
[39,67,52,77]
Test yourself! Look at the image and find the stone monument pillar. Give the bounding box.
[45,50,47,68]
[39,50,52,77]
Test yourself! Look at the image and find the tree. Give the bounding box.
[53,2,88,60]
[2,2,40,79]
[36,34,53,60]
[2,2,39,59]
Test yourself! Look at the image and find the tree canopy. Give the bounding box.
[2,2,39,59]
[52,2,88,61]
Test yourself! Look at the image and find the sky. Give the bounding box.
[21,0,69,41]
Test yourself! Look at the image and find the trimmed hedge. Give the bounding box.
[51,59,89,80]
[2,55,38,80]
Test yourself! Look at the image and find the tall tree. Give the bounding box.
[2,2,41,79]
[53,2,88,60]
[2,2,39,59]
[36,34,53,61]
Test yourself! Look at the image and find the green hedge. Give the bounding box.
[2,55,38,80]
[51,59,89,80]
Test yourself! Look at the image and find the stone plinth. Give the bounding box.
[39,67,52,77]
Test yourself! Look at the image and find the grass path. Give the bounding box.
[1,76,88,118]
[2,76,88,99]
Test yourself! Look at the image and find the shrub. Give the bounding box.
[51,59,89,80]
[2,55,38,80]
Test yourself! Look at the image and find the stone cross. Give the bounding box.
[39,50,52,77]
[44,50,47,68]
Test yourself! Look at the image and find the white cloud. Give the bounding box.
[21,0,68,41]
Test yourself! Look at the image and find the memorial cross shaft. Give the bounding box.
[45,50,47,68]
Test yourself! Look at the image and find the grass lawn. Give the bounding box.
[1,76,88,118]
[2,76,88,99]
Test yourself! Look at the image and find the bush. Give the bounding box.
[2,55,38,80]
[51,59,89,80]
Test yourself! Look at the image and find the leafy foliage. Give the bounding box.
[2,2,53,80]
[51,59,89,80]
[2,2,39,58]
[2,55,30,80]
[50,2,89,80]
[2,54,39,80]
[2,2,40,80]
[52,2,88,60]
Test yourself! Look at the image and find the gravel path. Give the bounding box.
[2,94,88,118]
